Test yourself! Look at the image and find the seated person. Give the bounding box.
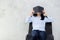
[25,6,53,40]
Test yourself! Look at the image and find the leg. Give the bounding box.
[30,30,38,40]
[39,31,47,40]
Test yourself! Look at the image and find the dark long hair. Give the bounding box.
[33,6,45,20]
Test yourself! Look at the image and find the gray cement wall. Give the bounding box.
[0,0,60,40]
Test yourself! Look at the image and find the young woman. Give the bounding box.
[25,6,53,40]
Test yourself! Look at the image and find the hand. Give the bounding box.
[43,10,47,16]
[43,13,47,16]
[29,9,34,16]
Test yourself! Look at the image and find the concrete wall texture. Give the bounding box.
[0,0,60,40]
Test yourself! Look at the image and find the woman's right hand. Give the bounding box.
[29,9,34,16]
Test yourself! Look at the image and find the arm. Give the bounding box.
[25,9,34,23]
[44,16,54,22]
[25,16,32,23]
[43,11,54,22]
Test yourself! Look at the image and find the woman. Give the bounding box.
[25,6,53,40]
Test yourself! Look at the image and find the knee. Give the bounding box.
[31,33,36,37]
[31,31,37,37]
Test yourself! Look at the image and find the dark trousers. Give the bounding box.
[31,30,46,40]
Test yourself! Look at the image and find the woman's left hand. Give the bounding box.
[43,10,47,16]
[43,13,47,16]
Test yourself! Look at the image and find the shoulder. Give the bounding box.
[45,16,53,19]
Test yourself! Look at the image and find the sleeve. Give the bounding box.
[44,16,54,22]
[25,16,32,23]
